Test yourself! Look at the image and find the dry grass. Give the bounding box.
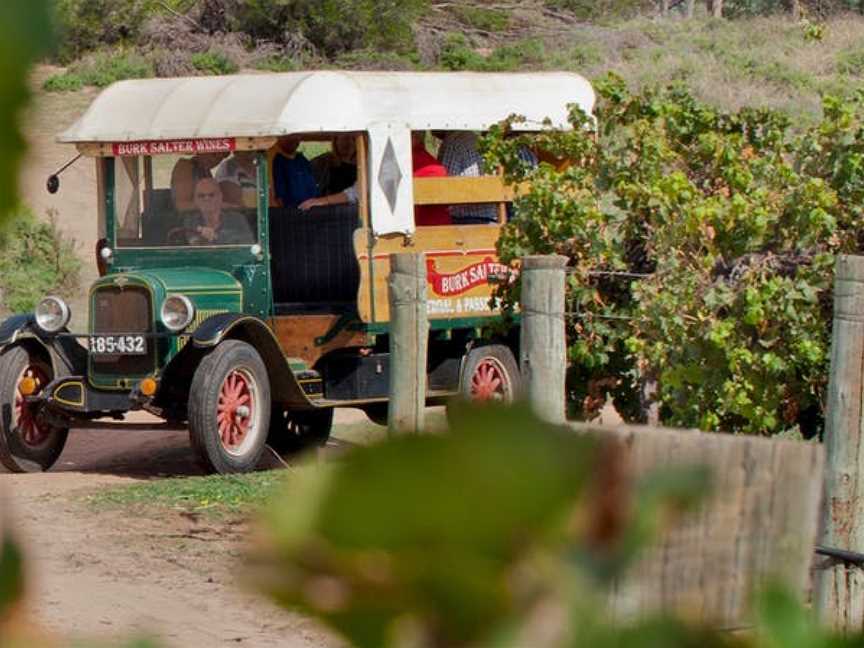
[541,13,864,120]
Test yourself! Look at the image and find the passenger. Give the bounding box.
[435,131,498,225]
[170,152,229,212]
[311,134,357,195]
[180,178,254,245]
[411,132,451,227]
[272,135,319,208]
[298,132,452,226]
[215,150,258,208]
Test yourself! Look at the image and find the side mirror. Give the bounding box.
[46,174,60,194]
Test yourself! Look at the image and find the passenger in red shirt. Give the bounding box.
[412,132,452,226]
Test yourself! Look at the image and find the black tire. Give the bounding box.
[267,406,334,455]
[188,340,271,474]
[447,344,521,420]
[360,403,388,426]
[0,345,68,473]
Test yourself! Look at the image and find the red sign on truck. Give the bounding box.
[111,138,236,156]
[426,257,511,297]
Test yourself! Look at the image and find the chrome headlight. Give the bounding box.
[161,294,195,332]
[35,296,71,333]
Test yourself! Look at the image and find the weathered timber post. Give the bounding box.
[520,255,567,424]
[387,253,428,434]
[816,255,864,631]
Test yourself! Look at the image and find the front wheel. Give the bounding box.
[0,345,69,473]
[188,340,271,474]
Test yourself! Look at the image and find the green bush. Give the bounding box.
[43,49,153,91]
[190,50,238,75]
[253,55,299,73]
[439,33,485,71]
[439,34,547,72]
[838,47,864,76]
[451,6,510,32]
[232,0,427,56]
[483,77,864,436]
[53,0,153,62]
[0,208,81,314]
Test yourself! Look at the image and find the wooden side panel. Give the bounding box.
[413,176,527,205]
[272,314,370,367]
[355,225,505,324]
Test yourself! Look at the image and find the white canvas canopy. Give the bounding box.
[58,71,595,143]
[61,71,595,236]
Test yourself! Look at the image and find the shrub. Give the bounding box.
[53,0,152,62]
[451,6,510,32]
[0,208,81,314]
[231,0,427,57]
[253,56,299,73]
[190,50,239,75]
[43,49,154,91]
[838,46,864,76]
[439,35,547,72]
[439,33,485,71]
[483,77,864,436]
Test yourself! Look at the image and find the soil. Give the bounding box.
[4,412,357,646]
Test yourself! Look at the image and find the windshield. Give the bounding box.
[113,152,260,248]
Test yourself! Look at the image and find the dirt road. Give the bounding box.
[3,419,343,647]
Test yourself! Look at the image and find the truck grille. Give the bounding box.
[91,285,155,377]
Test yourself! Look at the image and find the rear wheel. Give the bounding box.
[268,407,333,455]
[0,345,69,473]
[188,340,270,474]
[447,345,521,425]
[460,345,521,403]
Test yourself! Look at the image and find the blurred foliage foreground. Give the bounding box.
[482,76,864,437]
[251,405,857,648]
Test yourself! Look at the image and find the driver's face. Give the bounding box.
[194,179,222,214]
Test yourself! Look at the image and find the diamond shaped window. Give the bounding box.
[377,138,402,212]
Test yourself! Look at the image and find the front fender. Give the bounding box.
[192,313,312,407]
[0,314,87,377]
[0,314,34,346]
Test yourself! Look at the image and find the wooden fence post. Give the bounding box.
[520,255,567,424]
[387,253,428,435]
[816,255,864,631]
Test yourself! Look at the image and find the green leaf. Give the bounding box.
[0,2,53,224]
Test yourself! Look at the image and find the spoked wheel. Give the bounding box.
[447,345,521,425]
[188,340,271,474]
[0,345,69,472]
[267,407,334,456]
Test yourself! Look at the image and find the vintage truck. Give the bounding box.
[0,71,594,473]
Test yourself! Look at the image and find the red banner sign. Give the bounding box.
[111,138,236,157]
[426,257,510,297]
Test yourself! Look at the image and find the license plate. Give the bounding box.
[90,335,147,355]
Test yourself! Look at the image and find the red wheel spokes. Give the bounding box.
[13,365,51,446]
[470,359,507,402]
[216,370,254,450]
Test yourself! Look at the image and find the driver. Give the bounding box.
[177,178,255,245]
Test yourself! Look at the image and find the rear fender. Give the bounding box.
[191,313,311,407]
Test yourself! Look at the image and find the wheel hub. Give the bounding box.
[470,358,508,401]
[14,365,51,447]
[216,370,255,450]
